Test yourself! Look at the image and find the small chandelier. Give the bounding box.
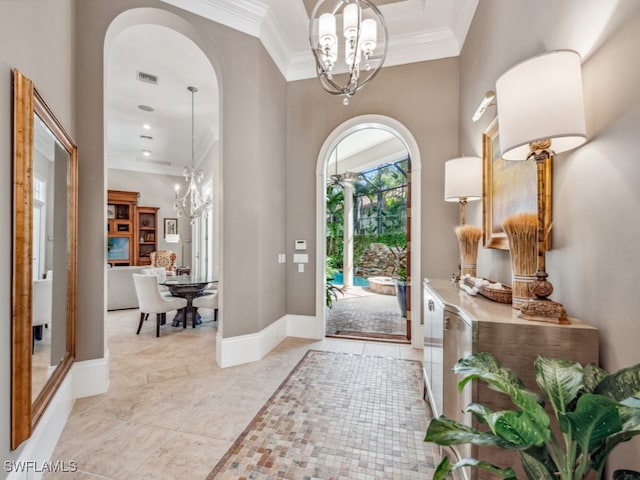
[174,86,212,224]
[309,0,388,105]
[328,146,361,186]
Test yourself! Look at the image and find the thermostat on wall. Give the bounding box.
[295,240,307,250]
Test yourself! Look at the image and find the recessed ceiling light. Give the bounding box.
[141,150,151,156]
[143,124,151,130]
[138,104,154,112]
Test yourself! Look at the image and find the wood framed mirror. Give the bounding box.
[12,69,77,449]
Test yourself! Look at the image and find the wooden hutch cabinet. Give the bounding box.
[107,190,138,266]
[135,206,159,265]
[107,190,159,267]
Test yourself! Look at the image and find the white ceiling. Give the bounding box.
[106,0,478,176]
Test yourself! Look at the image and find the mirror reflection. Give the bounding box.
[12,69,77,450]
[31,114,70,402]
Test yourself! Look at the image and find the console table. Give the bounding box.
[423,278,599,480]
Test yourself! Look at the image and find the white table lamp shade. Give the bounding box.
[444,156,482,202]
[496,50,587,161]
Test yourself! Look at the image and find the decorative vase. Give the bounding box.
[455,225,481,278]
[502,213,537,309]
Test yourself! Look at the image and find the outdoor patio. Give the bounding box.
[326,286,408,341]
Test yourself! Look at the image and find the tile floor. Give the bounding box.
[45,307,426,479]
[326,287,407,339]
[209,350,435,479]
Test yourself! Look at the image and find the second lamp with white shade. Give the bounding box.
[444,156,483,279]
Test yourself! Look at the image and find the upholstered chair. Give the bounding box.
[150,250,177,276]
[133,274,187,337]
[192,291,218,323]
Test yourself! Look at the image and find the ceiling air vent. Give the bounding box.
[136,71,158,85]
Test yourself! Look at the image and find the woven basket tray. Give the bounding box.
[463,277,513,304]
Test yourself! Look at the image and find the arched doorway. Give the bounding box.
[315,115,422,347]
[104,9,223,334]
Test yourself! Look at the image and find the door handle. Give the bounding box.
[428,299,434,311]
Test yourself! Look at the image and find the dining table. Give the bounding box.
[160,274,218,327]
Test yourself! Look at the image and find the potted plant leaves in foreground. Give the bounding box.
[424,352,640,480]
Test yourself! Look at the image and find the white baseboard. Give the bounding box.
[216,314,320,368]
[7,374,74,480]
[6,353,111,479]
[73,350,110,398]
[285,314,321,339]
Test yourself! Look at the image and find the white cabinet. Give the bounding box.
[423,278,599,480]
[423,283,443,417]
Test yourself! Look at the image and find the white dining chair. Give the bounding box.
[32,278,53,352]
[192,290,218,323]
[142,267,172,294]
[133,274,187,337]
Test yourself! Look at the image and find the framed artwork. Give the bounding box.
[164,218,178,238]
[482,117,552,250]
[107,204,115,219]
[107,236,130,261]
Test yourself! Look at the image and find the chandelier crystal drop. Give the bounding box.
[173,86,212,225]
[309,0,388,105]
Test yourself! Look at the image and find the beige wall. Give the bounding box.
[285,59,461,315]
[0,0,75,468]
[459,0,640,471]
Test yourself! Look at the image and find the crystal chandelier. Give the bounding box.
[174,86,212,224]
[309,0,388,105]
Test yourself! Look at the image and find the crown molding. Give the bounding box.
[162,0,267,37]
[163,0,478,82]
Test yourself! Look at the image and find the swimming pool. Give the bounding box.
[329,272,369,287]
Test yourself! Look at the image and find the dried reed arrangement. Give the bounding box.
[502,213,537,309]
[455,225,481,277]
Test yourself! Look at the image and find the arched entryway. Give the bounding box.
[104,8,223,335]
[315,115,422,347]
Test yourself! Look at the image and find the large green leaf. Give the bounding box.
[535,356,584,414]
[465,403,493,425]
[562,393,623,454]
[520,450,555,480]
[485,410,549,447]
[591,406,640,471]
[619,405,640,430]
[425,416,514,448]
[454,353,550,430]
[591,429,640,472]
[584,363,608,393]
[433,456,453,480]
[595,362,640,403]
[450,458,518,479]
[455,352,526,391]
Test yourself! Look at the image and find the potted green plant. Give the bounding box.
[390,245,408,317]
[325,258,344,309]
[425,352,640,480]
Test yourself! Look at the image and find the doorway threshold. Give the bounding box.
[327,332,410,344]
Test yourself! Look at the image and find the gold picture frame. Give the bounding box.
[482,117,552,250]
